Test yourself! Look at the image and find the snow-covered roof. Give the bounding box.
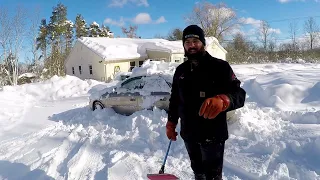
[78,36,225,62]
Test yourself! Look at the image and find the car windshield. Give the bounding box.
[121,76,145,90]
[119,75,172,93]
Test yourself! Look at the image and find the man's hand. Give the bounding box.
[166,121,178,141]
[199,94,230,119]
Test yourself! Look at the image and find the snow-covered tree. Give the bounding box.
[64,20,74,54]
[45,3,69,77]
[88,21,100,37]
[0,5,27,86]
[99,25,111,37]
[75,14,88,38]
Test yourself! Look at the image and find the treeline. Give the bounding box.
[0,3,114,86]
[35,3,114,79]
[163,1,320,64]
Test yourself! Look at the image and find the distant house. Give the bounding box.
[65,37,227,82]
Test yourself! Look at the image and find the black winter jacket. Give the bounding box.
[167,52,246,142]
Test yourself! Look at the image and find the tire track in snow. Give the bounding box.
[66,137,105,180]
[43,124,88,179]
[0,123,63,161]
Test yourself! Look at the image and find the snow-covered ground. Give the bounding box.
[0,61,319,180]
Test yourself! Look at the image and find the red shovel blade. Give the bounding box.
[147,173,179,180]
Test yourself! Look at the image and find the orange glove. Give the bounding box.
[199,94,230,119]
[166,121,178,141]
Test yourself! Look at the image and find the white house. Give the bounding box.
[65,37,227,82]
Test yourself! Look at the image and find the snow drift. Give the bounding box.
[0,62,319,180]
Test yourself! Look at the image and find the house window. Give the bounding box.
[79,66,82,74]
[130,61,135,71]
[139,60,144,67]
[72,67,75,74]
[89,65,92,75]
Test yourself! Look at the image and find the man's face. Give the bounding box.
[183,37,203,55]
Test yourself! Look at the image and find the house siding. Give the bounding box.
[104,61,130,82]
[170,53,186,63]
[65,42,106,81]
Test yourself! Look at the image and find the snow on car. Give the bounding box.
[89,70,236,119]
[89,74,173,115]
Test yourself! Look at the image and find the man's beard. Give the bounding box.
[184,46,205,61]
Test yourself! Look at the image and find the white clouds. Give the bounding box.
[155,16,166,24]
[269,28,282,34]
[240,17,262,28]
[104,13,167,27]
[108,0,149,7]
[104,17,126,26]
[132,13,167,24]
[236,17,282,39]
[132,13,152,24]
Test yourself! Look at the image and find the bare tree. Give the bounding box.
[27,6,42,75]
[184,1,241,41]
[256,20,274,52]
[9,5,27,85]
[121,25,138,38]
[232,32,248,52]
[304,17,319,50]
[0,6,27,85]
[289,20,299,52]
[0,6,10,66]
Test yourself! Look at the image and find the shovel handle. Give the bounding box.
[159,139,172,174]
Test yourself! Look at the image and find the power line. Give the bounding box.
[240,15,320,26]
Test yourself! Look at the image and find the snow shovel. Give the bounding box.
[147,139,179,180]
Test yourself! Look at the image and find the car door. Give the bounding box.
[108,76,145,115]
[136,76,172,111]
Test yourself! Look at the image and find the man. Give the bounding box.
[166,25,246,180]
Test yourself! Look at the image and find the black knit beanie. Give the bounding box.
[182,25,206,46]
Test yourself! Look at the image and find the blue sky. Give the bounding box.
[2,0,320,61]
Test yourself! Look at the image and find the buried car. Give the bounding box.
[89,74,236,120]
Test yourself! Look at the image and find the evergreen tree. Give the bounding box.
[99,25,111,37]
[64,20,74,54]
[36,19,48,61]
[88,21,100,37]
[75,14,88,38]
[45,3,68,76]
[167,28,183,41]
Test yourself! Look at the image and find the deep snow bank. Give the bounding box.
[1,75,106,101]
[243,63,320,111]
[1,62,320,180]
[89,60,179,99]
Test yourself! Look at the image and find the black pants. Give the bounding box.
[184,139,225,180]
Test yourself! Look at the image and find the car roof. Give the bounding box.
[120,74,171,85]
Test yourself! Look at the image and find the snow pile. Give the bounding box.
[1,75,105,101]
[0,62,320,180]
[89,60,178,99]
[131,59,178,77]
[245,63,320,111]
